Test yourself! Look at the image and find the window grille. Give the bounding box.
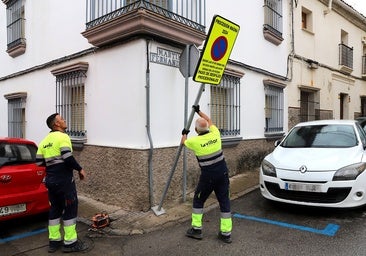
[126,0,168,8]
[55,71,87,139]
[264,84,283,133]
[85,0,205,31]
[299,90,319,122]
[7,97,25,138]
[210,75,240,137]
[6,0,25,49]
[339,43,353,69]
[86,0,170,21]
[263,0,283,36]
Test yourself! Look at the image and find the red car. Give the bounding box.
[0,137,49,221]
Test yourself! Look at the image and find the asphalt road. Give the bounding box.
[2,189,366,255]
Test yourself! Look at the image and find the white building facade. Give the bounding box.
[288,0,366,127]
[0,0,291,211]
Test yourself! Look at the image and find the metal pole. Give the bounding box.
[182,44,189,202]
[146,40,154,208]
[154,83,205,214]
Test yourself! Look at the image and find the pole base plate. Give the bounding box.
[151,206,166,216]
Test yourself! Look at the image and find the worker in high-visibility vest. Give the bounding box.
[181,105,232,244]
[36,113,88,253]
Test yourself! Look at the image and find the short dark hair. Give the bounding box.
[46,113,59,129]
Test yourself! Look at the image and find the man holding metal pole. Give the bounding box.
[181,105,232,243]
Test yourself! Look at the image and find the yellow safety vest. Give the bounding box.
[184,125,222,156]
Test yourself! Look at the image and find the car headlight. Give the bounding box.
[261,160,277,177]
[333,162,366,181]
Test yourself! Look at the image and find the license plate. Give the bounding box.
[285,183,322,192]
[0,204,26,216]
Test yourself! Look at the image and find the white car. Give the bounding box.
[259,120,366,208]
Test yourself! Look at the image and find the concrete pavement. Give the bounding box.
[10,170,259,255]
[77,169,259,236]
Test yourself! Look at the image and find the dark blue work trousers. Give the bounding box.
[193,166,231,213]
[46,180,78,221]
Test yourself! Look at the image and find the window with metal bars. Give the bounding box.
[7,97,25,138]
[264,83,284,133]
[263,0,282,36]
[299,90,320,122]
[210,74,240,137]
[55,71,87,140]
[339,43,353,69]
[6,0,25,49]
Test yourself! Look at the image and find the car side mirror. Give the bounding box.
[274,140,281,147]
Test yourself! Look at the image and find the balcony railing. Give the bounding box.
[86,0,205,31]
[5,0,26,57]
[83,0,206,47]
[339,43,353,73]
[263,0,283,45]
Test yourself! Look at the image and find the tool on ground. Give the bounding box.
[91,212,110,229]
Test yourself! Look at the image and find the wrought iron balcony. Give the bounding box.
[4,0,26,57]
[263,0,283,45]
[338,43,353,73]
[82,0,206,47]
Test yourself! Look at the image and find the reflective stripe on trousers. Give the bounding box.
[48,218,62,241]
[63,218,78,245]
[192,208,232,234]
[191,208,204,229]
[48,217,77,244]
[220,212,232,235]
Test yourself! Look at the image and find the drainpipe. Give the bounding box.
[146,39,154,208]
[324,0,333,15]
[287,0,296,81]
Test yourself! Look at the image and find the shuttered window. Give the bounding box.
[55,71,86,139]
[6,0,25,49]
[8,98,25,138]
[4,93,27,138]
[210,74,240,137]
[263,0,282,35]
[299,90,320,122]
[52,62,89,141]
[264,82,284,133]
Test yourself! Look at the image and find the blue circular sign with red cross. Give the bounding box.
[211,36,228,61]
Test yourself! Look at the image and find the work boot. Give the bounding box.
[62,240,89,253]
[186,227,203,240]
[218,232,232,244]
[48,240,62,253]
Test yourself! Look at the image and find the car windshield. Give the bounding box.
[0,143,37,167]
[281,124,358,148]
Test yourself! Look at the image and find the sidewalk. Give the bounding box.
[77,169,259,235]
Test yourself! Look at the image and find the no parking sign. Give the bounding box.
[193,15,240,85]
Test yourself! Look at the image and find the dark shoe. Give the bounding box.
[48,240,62,253]
[218,232,232,244]
[186,227,203,240]
[62,240,88,253]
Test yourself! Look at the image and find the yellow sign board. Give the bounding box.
[193,15,240,85]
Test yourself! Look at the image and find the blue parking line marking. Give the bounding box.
[233,213,339,237]
[0,228,47,243]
